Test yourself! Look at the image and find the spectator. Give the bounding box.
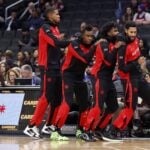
[139,38,150,59]
[129,0,139,14]
[4,50,15,70]
[12,67,21,76]
[32,49,38,69]
[16,51,26,67]
[122,6,134,24]
[141,0,150,12]
[27,9,44,30]
[0,0,5,29]
[5,69,20,86]
[133,4,150,25]
[0,72,4,86]
[0,62,6,80]
[92,24,101,41]
[20,64,41,85]
[18,27,36,49]
[50,0,64,11]
[5,10,20,31]
[5,50,14,61]
[73,22,87,39]
[24,51,32,62]
[0,51,4,61]
[144,73,150,83]
[24,51,33,66]
[19,2,36,21]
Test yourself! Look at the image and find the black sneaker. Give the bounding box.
[131,129,144,137]
[101,125,123,142]
[95,128,104,140]
[119,127,131,138]
[79,131,96,142]
[89,131,99,141]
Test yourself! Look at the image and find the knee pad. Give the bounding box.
[53,102,70,128]
[113,107,133,130]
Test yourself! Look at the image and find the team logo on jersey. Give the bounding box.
[104,48,108,52]
[133,87,138,92]
[46,29,50,33]
[132,48,139,56]
[64,84,69,89]
[74,46,78,49]
[119,56,123,59]
[47,78,52,82]
[100,90,104,95]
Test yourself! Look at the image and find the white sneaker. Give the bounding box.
[42,124,56,134]
[24,125,40,139]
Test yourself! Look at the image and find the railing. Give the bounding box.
[19,1,39,20]
[5,0,40,21]
[5,0,24,21]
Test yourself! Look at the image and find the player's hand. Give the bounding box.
[64,47,68,54]
[144,73,150,83]
[114,41,125,49]
[94,38,107,46]
[138,56,146,65]
[86,67,91,75]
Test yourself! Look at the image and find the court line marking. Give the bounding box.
[102,145,121,150]
[135,147,149,150]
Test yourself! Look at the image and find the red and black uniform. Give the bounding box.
[84,38,119,131]
[53,39,96,128]
[30,21,69,126]
[112,37,142,130]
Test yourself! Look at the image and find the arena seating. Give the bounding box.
[0,0,150,52]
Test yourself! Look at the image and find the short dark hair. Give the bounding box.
[81,24,93,34]
[125,21,137,29]
[45,7,57,17]
[101,21,118,37]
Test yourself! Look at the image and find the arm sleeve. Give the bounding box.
[118,45,139,73]
[100,41,117,64]
[133,13,137,21]
[71,41,96,62]
[145,13,150,21]
[42,24,70,48]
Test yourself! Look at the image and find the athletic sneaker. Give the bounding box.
[89,131,99,141]
[42,124,55,134]
[24,125,41,139]
[76,129,83,138]
[101,125,123,142]
[95,128,104,140]
[79,131,96,142]
[50,131,69,141]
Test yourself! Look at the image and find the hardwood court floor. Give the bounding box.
[0,136,150,150]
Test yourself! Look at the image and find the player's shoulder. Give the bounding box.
[41,22,52,32]
[71,39,80,49]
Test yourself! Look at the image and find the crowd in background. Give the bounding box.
[0,0,150,86]
[0,0,150,137]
